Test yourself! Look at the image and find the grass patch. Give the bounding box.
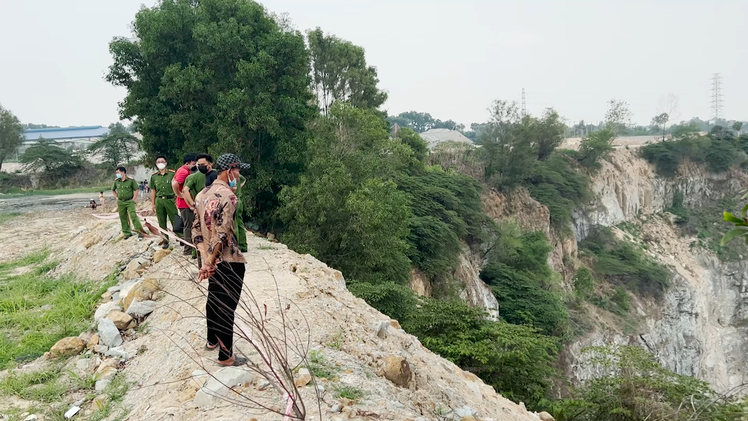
[335,385,364,401]
[0,251,115,369]
[306,350,338,379]
[580,226,670,301]
[0,186,109,198]
[0,212,21,225]
[0,366,67,402]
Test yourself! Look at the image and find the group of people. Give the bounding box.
[112,153,251,366]
[138,181,151,196]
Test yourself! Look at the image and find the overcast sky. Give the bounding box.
[0,0,745,128]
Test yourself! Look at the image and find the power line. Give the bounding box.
[521,88,527,118]
[710,73,723,121]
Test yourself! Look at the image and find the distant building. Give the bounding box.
[418,128,474,149]
[20,126,110,154]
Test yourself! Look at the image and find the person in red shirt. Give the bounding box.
[171,153,198,255]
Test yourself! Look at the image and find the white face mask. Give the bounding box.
[156,163,166,170]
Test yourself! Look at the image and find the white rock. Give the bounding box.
[23,415,38,421]
[118,279,141,298]
[64,406,80,419]
[126,300,157,318]
[192,370,208,377]
[94,302,122,322]
[104,347,130,360]
[97,318,122,348]
[194,367,253,408]
[94,379,111,392]
[94,345,109,354]
[454,406,476,417]
[330,404,341,413]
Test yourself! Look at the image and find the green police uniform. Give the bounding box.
[184,171,207,202]
[234,175,247,252]
[112,176,143,237]
[148,170,178,237]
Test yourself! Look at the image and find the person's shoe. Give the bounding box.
[137,233,144,239]
[205,342,218,351]
[122,234,132,240]
[160,239,169,249]
[217,355,248,367]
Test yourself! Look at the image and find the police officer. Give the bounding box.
[149,156,178,248]
[112,166,144,239]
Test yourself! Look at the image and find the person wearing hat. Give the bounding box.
[193,153,250,367]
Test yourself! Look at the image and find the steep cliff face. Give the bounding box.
[567,149,748,394]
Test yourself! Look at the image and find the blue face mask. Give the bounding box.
[228,177,237,188]
[116,173,122,179]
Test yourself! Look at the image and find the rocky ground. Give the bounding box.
[0,209,551,421]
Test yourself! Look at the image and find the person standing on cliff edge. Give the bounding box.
[112,166,144,239]
[193,153,250,367]
[172,154,198,254]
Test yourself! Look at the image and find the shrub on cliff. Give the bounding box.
[542,346,748,421]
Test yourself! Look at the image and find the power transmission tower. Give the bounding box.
[710,73,723,121]
[521,88,527,117]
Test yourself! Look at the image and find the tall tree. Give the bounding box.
[106,0,316,229]
[0,105,25,171]
[652,112,669,141]
[604,99,633,135]
[307,28,387,114]
[88,123,140,168]
[20,139,84,175]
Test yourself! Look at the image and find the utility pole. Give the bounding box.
[710,73,723,122]
[521,88,527,118]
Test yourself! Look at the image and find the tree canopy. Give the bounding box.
[20,139,84,176]
[307,28,387,115]
[88,123,140,169]
[386,111,464,133]
[0,105,24,171]
[107,0,317,228]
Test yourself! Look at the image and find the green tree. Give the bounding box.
[88,123,140,168]
[0,105,25,171]
[279,103,413,284]
[651,112,669,141]
[107,0,316,229]
[307,28,387,115]
[20,139,84,176]
[604,99,632,135]
[577,128,615,171]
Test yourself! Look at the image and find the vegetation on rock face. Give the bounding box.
[580,226,669,300]
[543,346,748,421]
[641,125,748,177]
[721,191,748,247]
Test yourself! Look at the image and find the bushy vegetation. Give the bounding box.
[544,346,748,421]
[676,194,748,261]
[480,101,592,229]
[580,227,670,300]
[641,125,748,177]
[480,224,569,338]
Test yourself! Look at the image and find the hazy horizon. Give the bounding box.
[1,0,745,129]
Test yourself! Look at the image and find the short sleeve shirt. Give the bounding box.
[184,171,206,201]
[192,179,246,263]
[174,165,191,209]
[149,170,176,197]
[112,177,138,201]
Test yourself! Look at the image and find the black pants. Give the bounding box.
[180,208,195,246]
[206,261,245,361]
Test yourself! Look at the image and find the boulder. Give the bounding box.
[95,359,120,380]
[538,412,555,421]
[49,337,85,358]
[123,279,159,311]
[454,406,476,418]
[153,249,171,263]
[94,345,109,354]
[83,234,101,249]
[294,368,312,387]
[86,334,100,351]
[376,321,388,339]
[94,302,122,322]
[94,379,111,392]
[106,311,135,330]
[122,258,149,280]
[126,300,157,318]
[382,356,411,388]
[97,318,123,348]
[117,279,140,299]
[194,367,253,408]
